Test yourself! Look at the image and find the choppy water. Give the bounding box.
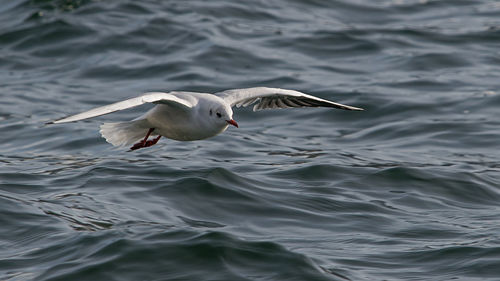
[1,0,500,280]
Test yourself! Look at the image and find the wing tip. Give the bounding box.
[47,115,84,124]
[46,119,64,125]
[46,118,69,124]
[348,106,364,111]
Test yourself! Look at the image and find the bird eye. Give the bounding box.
[216,112,222,118]
[209,109,213,116]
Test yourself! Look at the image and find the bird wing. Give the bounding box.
[49,92,194,124]
[215,87,363,111]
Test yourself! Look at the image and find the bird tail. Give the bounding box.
[99,120,150,147]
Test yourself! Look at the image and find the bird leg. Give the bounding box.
[144,135,161,147]
[130,128,161,150]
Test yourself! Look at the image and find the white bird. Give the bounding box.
[49,87,363,150]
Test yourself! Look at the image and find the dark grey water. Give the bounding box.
[1,0,500,280]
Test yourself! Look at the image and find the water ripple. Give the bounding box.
[1,0,500,280]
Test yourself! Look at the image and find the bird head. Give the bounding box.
[209,105,238,128]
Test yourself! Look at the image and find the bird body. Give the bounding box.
[49,87,362,150]
[135,93,233,141]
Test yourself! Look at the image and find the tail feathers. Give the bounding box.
[99,120,150,147]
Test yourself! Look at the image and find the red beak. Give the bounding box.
[226,119,239,128]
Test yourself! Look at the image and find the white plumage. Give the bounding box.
[49,87,363,150]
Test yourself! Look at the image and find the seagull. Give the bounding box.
[49,87,363,150]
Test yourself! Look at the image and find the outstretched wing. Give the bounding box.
[215,87,363,111]
[49,92,194,124]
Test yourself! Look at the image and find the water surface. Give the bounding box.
[1,0,500,280]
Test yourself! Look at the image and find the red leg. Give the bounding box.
[130,128,156,150]
[144,135,161,147]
